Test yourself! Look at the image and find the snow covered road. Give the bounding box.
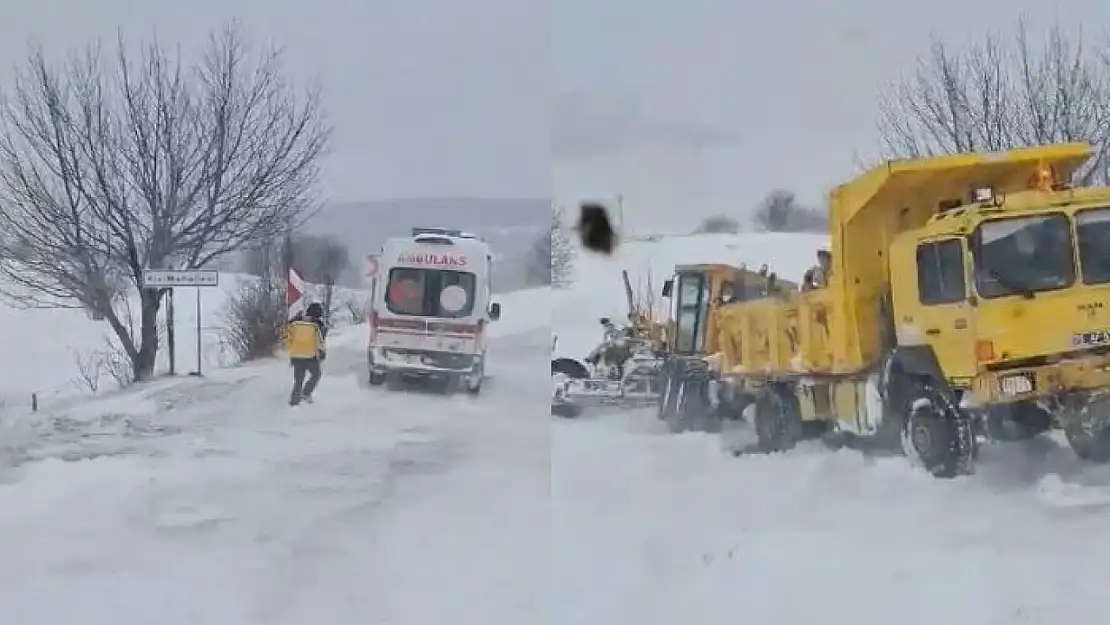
[553,410,1110,625]
[0,321,548,625]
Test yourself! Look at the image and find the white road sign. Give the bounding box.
[142,269,220,288]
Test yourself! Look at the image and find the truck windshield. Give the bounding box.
[675,273,710,353]
[973,214,1075,298]
[1076,208,1110,285]
[385,267,476,318]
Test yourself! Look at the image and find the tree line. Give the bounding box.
[699,18,1110,235]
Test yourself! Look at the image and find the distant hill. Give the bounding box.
[302,197,548,290]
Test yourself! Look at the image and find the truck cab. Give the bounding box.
[887,168,1110,457]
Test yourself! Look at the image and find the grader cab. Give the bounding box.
[654,263,797,432]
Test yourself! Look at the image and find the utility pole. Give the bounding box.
[165,286,176,375]
[616,194,625,231]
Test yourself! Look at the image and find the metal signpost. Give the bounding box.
[141,269,220,376]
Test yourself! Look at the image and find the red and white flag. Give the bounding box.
[287,266,306,320]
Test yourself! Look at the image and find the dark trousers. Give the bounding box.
[290,357,322,404]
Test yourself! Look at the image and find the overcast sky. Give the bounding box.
[0,0,548,203]
[5,1,1110,230]
[554,0,1110,232]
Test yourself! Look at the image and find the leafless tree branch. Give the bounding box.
[876,19,1110,184]
[0,23,330,380]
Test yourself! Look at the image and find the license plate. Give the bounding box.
[1073,330,1110,348]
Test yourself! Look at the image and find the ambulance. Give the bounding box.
[367,227,502,393]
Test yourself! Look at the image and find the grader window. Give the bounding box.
[916,239,967,305]
[674,273,710,354]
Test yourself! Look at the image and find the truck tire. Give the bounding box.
[985,402,1051,442]
[753,384,803,452]
[900,384,976,478]
[1063,397,1110,463]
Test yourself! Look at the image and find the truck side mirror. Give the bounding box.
[661,279,673,297]
[489,302,501,320]
[599,316,611,326]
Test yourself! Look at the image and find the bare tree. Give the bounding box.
[753,190,827,233]
[544,204,575,287]
[0,24,330,380]
[693,214,741,234]
[876,19,1110,183]
[222,275,286,362]
[290,233,349,318]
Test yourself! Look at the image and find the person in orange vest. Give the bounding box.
[286,302,327,406]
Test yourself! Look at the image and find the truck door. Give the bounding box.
[912,237,977,379]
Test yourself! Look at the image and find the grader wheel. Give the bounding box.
[753,385,803,452]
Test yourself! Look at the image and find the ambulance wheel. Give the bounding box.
[386,373,405,391]
[430,375,456,394]
[753,384,802,452]
[466,358,485,394]
[552,402,582,418]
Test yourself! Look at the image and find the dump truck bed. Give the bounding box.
[711,142,1094,379]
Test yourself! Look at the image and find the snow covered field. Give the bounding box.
[553,233,1110,625]
[0,274,371,413]
[7,229,1110,624]
[0,285,548,624]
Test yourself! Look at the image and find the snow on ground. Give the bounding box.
[0,274,369,413]
[553,232,1110,625]
[0,287,549,624]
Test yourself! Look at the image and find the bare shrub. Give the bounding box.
[70,348,104,393]
[693,214,741,234]
[344,295,368,325]
[752,190,827,233]
[222,277,285,362]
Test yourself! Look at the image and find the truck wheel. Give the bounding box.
[1064,422,1110,462]
[985,402,1051,442]
[900,385,976,478]
[753,384,802,452]
[369,371,386,386]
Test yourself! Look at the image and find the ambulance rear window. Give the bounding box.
[385,268,477,318]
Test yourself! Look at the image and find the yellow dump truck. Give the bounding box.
[657,142,1110,478]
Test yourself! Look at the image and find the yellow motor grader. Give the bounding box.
[654,263,797,433]
[658,142,1110,478]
